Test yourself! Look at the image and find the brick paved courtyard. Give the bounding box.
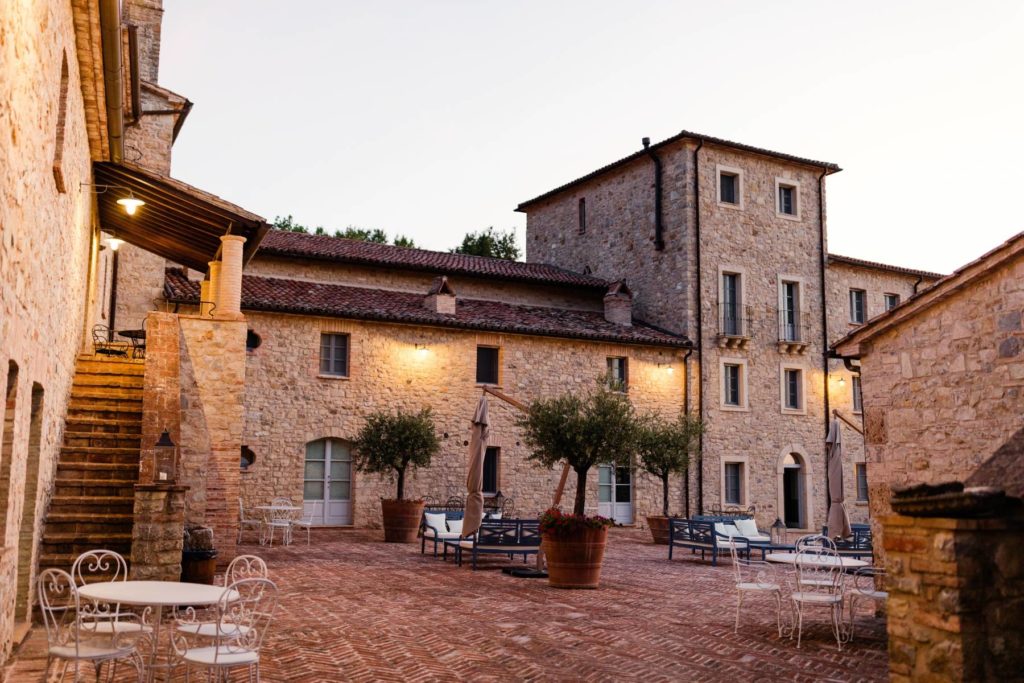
[5,528,887,682]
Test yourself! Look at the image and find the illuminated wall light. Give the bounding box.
[116,194,145,215]
[106,237,125,251]
[658,363,673,373]
[415,343,429,355]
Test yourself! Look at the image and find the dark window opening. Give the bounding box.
[778,185,795,215]
[578,197,586,234]
[246,329,262,351]
[720,172,738,204]
[725,462,743,505]
[856,463,868,501]
[476,346,499,385]
[483,447,499,495]
[884,293,901,311]
[784,369,801,410]
[241,446,256,469]
[606,357,628,391]
[850,289,866,324]
[724,364,742,406]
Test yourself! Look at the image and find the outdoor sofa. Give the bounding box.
[443,519,540,569]
[668,517,770,566]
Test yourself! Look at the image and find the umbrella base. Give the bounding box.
[502,567,548,579]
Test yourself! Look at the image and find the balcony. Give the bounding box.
[777,310,810,355]
[716,302,752,350]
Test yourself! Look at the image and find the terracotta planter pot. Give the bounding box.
[646,515,671,545]
[542,525,609,589]
[381,499,424,543]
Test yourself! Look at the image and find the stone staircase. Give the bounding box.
[38,355,144,574]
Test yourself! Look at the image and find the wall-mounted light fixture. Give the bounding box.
[415,343,429,355]
[837,376,846,387]
[658,362,674,373]
[80,183,146,216]
[106,236,126,251]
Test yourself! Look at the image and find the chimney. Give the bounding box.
[604,281,633,326]
[424,276,456,315]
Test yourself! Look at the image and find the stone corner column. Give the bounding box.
[215,235,246,321]
[129,484,189,581]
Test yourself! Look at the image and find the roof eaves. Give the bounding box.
[828,253,944,281]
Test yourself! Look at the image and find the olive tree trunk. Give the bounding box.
[574,467,588,515]
[662,474,670,517]
[395,467,406,501]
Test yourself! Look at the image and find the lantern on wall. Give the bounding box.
[154,430,178,483]
[771,517,787,546]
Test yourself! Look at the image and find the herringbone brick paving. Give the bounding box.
[4,528,887,681]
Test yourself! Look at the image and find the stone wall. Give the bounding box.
[240,311,686,528]
[0,0,98,661]
[246,255,601,312]
[129,484,187,581]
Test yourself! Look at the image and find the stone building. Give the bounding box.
[517,131,941,532]
[833,231,1024,681]
[163,231,692,528]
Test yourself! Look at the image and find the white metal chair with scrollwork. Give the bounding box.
[265,497,296,546]
[729,542,785,637]
[175,578,279,683]
[177,555,269,643]
[38,567,144,683]
[794,534,837,552]
[789,544,846,649]
[291,500,320,546]
[238,498,264,545]
[71,550,150,642]
[846,566,887,642]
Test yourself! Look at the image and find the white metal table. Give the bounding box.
[254,505,302,545]
[765,552,868,569]
[78,580,238,682]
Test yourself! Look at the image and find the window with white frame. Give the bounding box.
[849,289,867,324]
[780,279,801,341]
[722,361,746,409]
[717,166,743,207]
[606,356,628,392]
[724,462,745,505]
[852,375,863,413]
[884,293,901,311]
[783,367,803,412]
[776,179,799,218]
[319,333,349,377]
[856,463,868,502]
[722,271,743,336]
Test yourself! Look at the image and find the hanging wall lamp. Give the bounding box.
[80,183,146,216]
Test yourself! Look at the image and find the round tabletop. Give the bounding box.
[764,552,868,568]
[78,580,237,607]
[117,329,146,340]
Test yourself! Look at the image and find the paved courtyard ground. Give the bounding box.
[5,527,887,682]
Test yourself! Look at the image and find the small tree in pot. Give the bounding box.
[353,407,439,543]
[517,380,638,587]
[637,411,704,544]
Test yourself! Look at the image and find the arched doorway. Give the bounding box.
[781,453,806,528]
[303,438,352,526]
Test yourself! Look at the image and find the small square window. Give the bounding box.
[319,333,349,377]
[483,447,499,495]
[852,375,863,413]
[606,357,628,391]
[849,289,867,324]
[724,462,744,505]
[578,197,586,235]
[884,293,901,311]
[784,368,802,411]
[724,363,742,407]
[720,173,739,205]
[855,463,868,502]
[778,185,796,215]
[476,346,500,385]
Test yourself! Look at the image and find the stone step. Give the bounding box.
[37,553,132,571]
[40,532,134,560]
[59,447,140,466]
[67,399,143,416]
[54,479,137,497]
[75,356,146,374]
[48,495,134,510]
[70,387,142,402]
[63,431,142,448]
[43,512,135,536]
[73,373,145,389]
[57,461,138,476]
[65,416,142,432]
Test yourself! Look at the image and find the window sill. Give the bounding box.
[781,407,807,416]
[475,382,502,390]
[848,321,864,327]
[318,374,350,381]
[855,500,869,506]
[717,201,743,211]
[719,404,750,413]
[775,211,801,222]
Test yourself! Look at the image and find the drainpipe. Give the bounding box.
[682,345,694,517]
[693,138,705,514]
[643,138,665,251]
[912,275,923,295]
[107,250,119,339]
[818,167,831,518]
[99,0,125,163]
[127,25,141,126]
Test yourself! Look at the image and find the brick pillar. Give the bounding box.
[883,511,1024,682]
[140,312,181,484]
[216,236,245,320]
[207,260,221,315]
[130,484,188,580]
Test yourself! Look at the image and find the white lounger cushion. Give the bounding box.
[423,528,461,540]
[424,512,447,535]
[447,519,464,535]
[734,519,760,538]
[714,523,739,537]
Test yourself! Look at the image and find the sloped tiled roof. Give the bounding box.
[258,230,608,290]
[516,129,841,210]
[828,254,943,280]
[164,270,690,348]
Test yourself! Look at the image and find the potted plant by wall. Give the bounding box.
[353,407,439,543]
[181,524,217,584]
[517,380,638,588]
[636,411,704,544]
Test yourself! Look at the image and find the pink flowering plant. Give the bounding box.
[539,507,614,537]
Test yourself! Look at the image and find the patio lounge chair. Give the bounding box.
[668,519,751,566]
[444,520,540,569]
[421,510,464,556]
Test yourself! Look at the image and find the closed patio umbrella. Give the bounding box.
[462,393,489,538]
[825,419,852,540]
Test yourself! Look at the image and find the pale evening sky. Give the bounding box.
[160,1,1024,275]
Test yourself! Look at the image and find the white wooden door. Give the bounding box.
[597,465,633,524]
[304,439,352,525]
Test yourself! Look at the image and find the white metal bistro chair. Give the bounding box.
[846,566,887,642]
[794,534,837,552]
[177,556,270,642]
[264,497,296,546]
[789,545,846,650]
[729,543,784,637]
[238,498,264,545]
[291,501,320,546]
[175,578,278,683]
[38,568,143,683]
[71,550,149,641]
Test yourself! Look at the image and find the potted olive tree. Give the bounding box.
[517,380,638,588]
[637,411,704,544]
[353,407,439,543]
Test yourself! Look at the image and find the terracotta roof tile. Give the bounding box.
[258,230,608,290]
[827,253,944,280]
[164,270,690,348]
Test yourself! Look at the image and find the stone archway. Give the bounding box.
[776,445,815,532]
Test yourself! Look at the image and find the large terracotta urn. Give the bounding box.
[646,515,671,545]
[542,525,609,589]
[380,498,424,543]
